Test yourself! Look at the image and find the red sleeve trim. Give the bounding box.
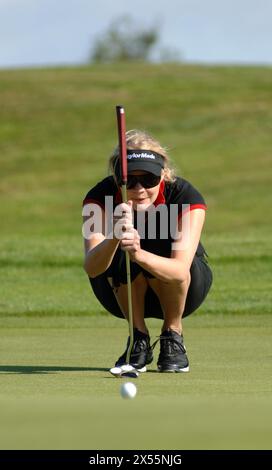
[178,204,207,219]
[189,204,207,211]
[82,198,105,210]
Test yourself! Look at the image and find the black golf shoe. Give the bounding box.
[115,328,153,372]
[157,329,189,373]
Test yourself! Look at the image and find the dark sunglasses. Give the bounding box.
[123,173,161,189]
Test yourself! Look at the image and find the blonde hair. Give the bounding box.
[109,129,176,183]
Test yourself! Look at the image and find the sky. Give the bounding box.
[0,0,271,68]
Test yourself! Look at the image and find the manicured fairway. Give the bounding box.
[0,314,271,449]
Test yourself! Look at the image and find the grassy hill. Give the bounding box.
[0,63,271,316]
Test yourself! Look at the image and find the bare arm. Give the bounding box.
[83,234,120,278]
[82,202,120,277]
[83,202,133,278]
[122,209,206,282]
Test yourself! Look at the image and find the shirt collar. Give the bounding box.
[154,180,165,206]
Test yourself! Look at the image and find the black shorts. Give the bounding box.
[88,247,213,319]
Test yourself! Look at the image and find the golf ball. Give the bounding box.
[120,382,137,399]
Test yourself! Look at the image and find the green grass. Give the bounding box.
[0,63,271,449]
[0,314,271,449]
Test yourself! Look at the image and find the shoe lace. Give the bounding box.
[151,335,186,355]
[131,337,148,354]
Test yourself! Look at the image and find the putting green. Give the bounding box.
[0,314,271,449]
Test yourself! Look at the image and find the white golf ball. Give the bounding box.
[120,382,137,399]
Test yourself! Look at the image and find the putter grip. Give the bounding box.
[116,105,127,184]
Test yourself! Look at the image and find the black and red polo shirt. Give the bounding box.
[83,176,207,257]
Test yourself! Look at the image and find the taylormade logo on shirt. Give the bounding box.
[127,153,156,160]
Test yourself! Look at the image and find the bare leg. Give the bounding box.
[147,273,191,335]
[108,273,149,334]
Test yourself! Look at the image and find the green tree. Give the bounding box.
[90,16,159,63]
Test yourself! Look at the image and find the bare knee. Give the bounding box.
[132,272,149,289]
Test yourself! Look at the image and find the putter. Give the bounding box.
[109,106,137,379]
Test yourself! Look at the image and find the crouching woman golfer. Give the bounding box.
[82,130,212,373]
